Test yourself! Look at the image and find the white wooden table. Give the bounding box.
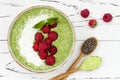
[0,0,120,80]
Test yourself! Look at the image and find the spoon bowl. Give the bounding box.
[81,37,98,55]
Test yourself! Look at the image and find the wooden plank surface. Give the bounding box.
[0,0,120,80]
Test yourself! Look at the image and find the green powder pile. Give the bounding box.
[80,56,102,71]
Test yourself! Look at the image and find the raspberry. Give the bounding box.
[49,46,57,55]
[50,23,57,28]
[48,31,58,41]
[33,42,39,51]
[39,51,48,60]
[88,19,97,28]
[35,32,44,42]
[103,13,113,22]
[44,38,52,45]
[41,25,51,34]
[81,9,90,18]
[39,42,50,52]
[45,56,55,65]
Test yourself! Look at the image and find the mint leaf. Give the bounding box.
[33,20,46,29]
[33,17,58,29]
[47,17,58,25]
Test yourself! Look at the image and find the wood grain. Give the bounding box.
[0,0,120,80]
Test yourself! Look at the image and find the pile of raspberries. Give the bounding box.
[33,23,58,66]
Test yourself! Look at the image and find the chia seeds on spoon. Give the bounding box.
[82,37,97,55]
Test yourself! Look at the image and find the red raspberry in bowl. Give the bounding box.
[39,42,50,52]
[45,55,55,65]
[80,9,90,18]
[103,13,113,22]
[33,42,39,51]
[50,23,57,28]
[44,38,52,45]
[49,46,57,55]
[41,25,51,34]
[35,32,44,42]
[88,19,97,28]
[48,31,58,41]
[39,51,48,60]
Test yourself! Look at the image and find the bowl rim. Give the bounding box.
[7,5,76,73]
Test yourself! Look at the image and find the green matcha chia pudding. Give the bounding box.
[8,6,75,72]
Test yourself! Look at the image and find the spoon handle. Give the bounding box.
[67,53,84,71]
[61,53,84,80]
[50,53,84,80]
[50,67,80,80]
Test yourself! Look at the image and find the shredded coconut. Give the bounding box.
[18,15,49,66]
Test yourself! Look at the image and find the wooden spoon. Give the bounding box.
[68,37,97,70]
[50,37,98,80]
[51,56,102,80]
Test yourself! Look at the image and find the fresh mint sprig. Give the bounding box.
[33,17,58,29]
[33,20,46,29]
[47,17,58,25]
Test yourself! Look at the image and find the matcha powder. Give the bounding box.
[80,56,102,71]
